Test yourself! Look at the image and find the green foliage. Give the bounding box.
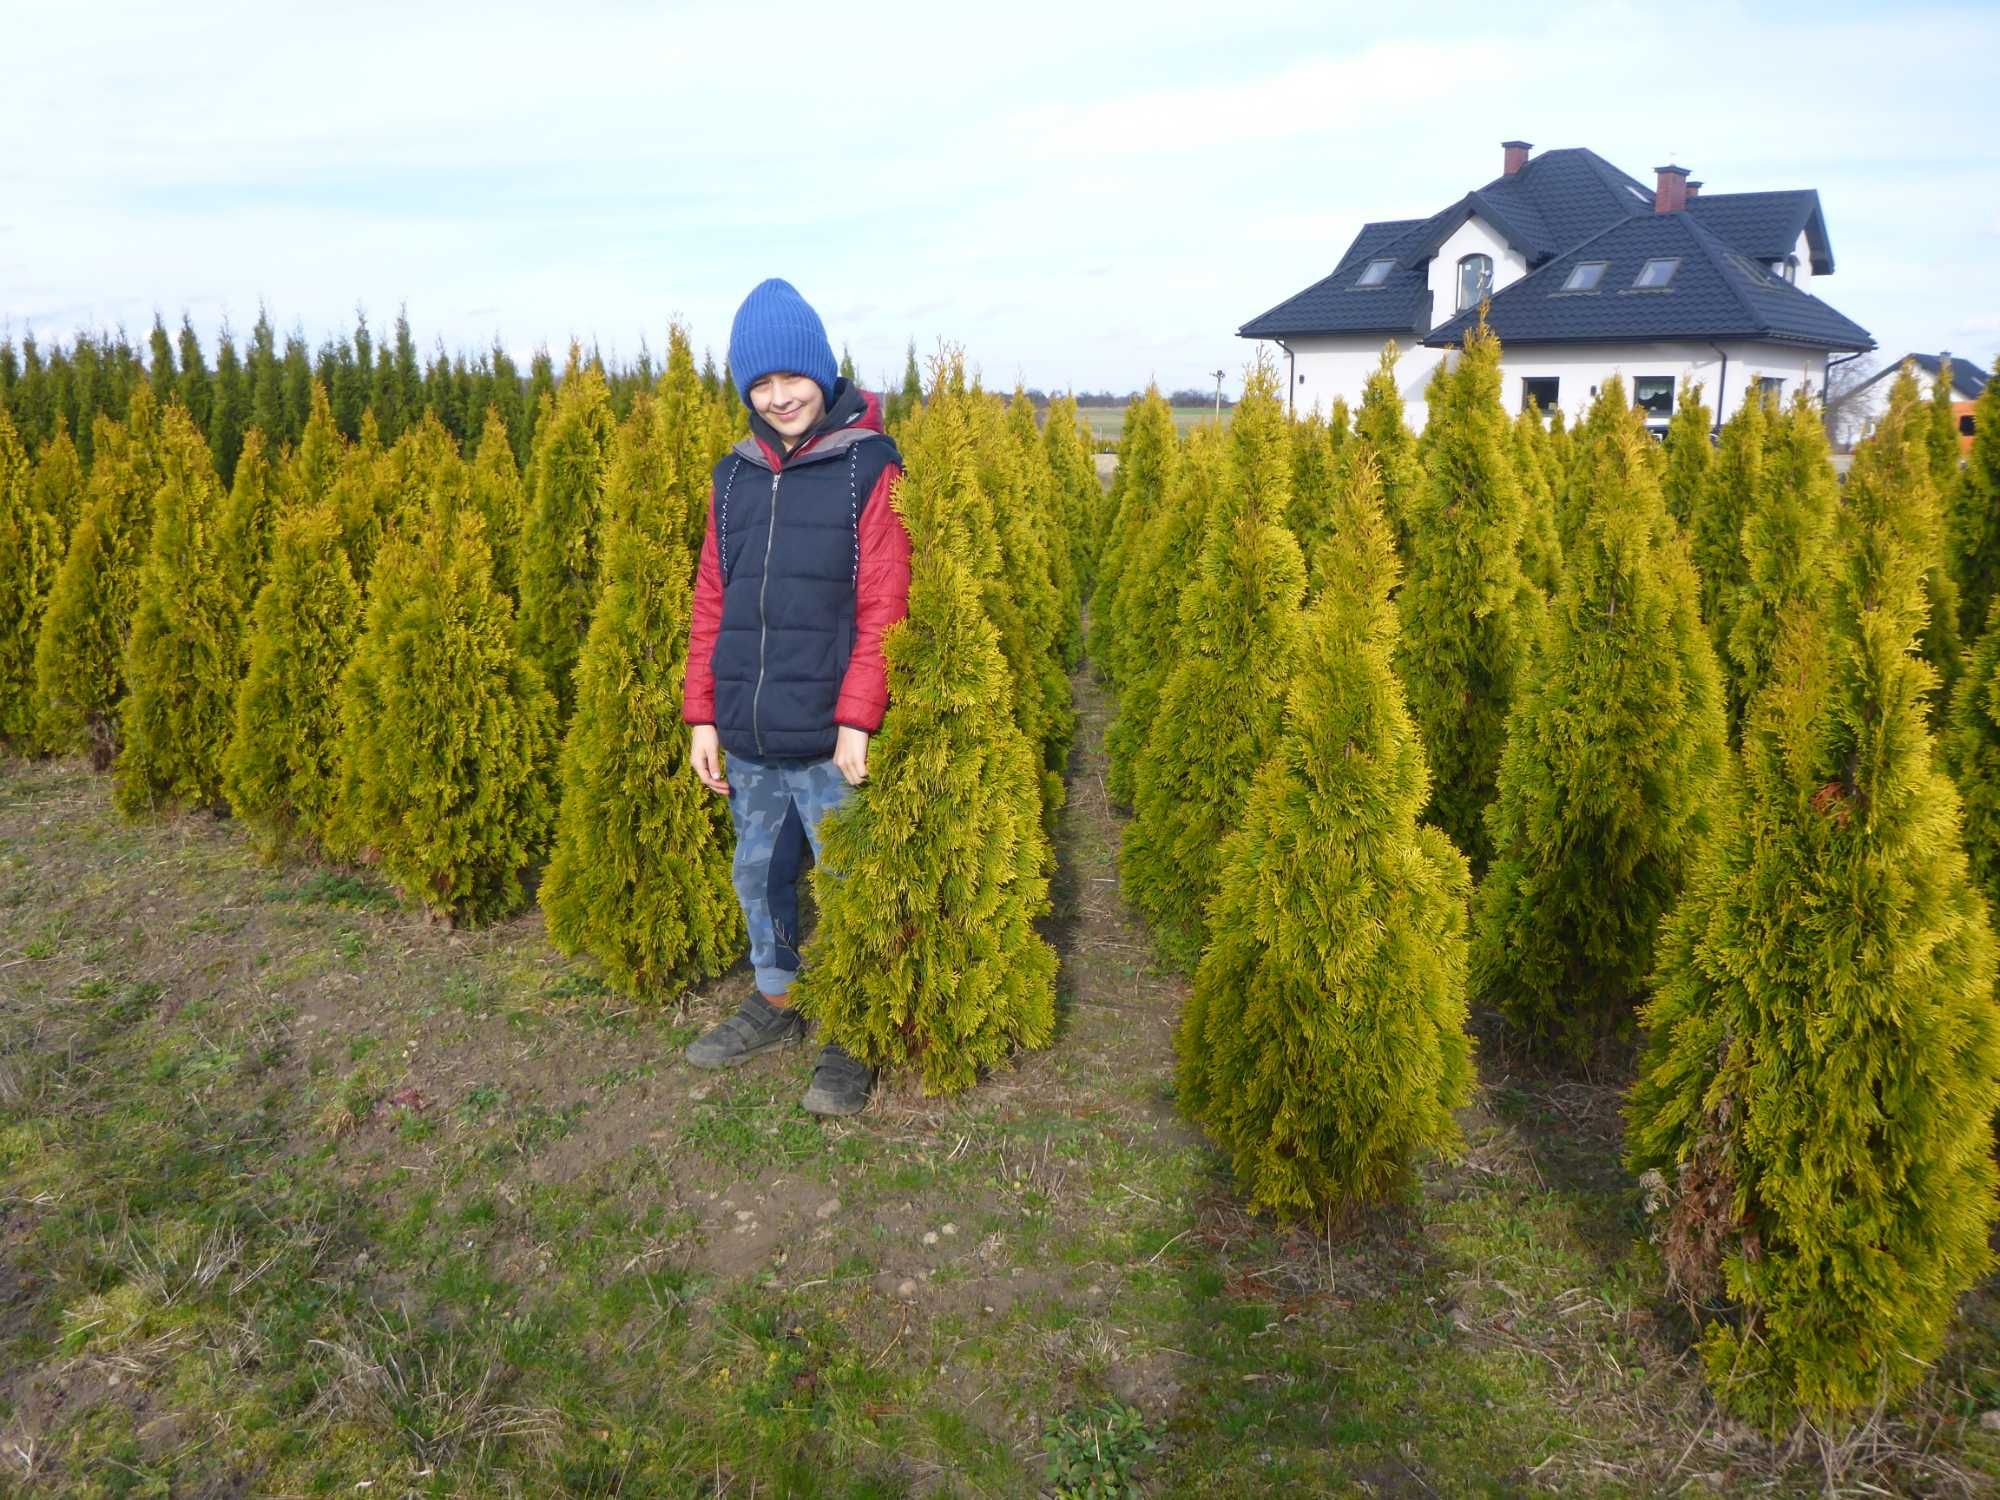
[1926,354,1963,490]
[1945,355,2000,639]
[1473,390,1726,1059]
[1177,453,1472,1215]
[1512,404,1563,598]
[114,405,241,815]
[1394,319,1540,872]
[1043,1403,1159,1499]
[215,427,278,630]
[793,355,1056,1092]
[1086,387,1178,682]
[516,354,615,721]
[284,382,345,513]
[1627,405,2000,1433]
[1690,387,1767,677]
[1102,425,1222,808]
[207,325,249,487]
[1286,410,1338,592]
[1008,385,1081,668]
[29,417,85,543]
[1352,343,1421,561]
[1660,380,1713,533]
[223,503,363,858]
[1944,600,2000,912]
[540,502,742,998]
[1122,358,1306,970]
[0,405,63,748]
[468,405,526,599]
[1724,391,1835,729]
[1043,391,1101,601]
[1863,369,1963,717]
[335,504,557,926]
[34,388,164,763]
[657,324,731,561]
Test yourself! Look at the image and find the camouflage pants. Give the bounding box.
[727,755,852,997]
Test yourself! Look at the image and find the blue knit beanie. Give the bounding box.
[728,279,838,407]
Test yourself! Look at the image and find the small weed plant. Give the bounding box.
[1043,1401,1158,1499]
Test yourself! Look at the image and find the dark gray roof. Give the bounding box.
[1242,148,1865,348]
[1421,210,1873,352]
[1846,354,1991,401]
[1687,190,1833,274]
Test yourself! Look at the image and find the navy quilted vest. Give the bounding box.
[708,417,900,762]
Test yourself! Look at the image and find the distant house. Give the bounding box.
[1842,353,1987,454]
[1239,142,1874,433]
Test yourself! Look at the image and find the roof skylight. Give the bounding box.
[1562,261,1608,292]
[1356,258,1395,287]
[1633,257,1680,289]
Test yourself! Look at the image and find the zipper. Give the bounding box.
[751,467,781,757]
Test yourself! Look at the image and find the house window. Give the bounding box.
[1521,376,1560,414]
[1633,376,1675,420]
[1758,377,1785,402]
[1562,261,1607,292]
[1458,254,1493,310]
[1962,414,1978,438]
[1357,258,1395,287]
[1633,257,1680,289]
[1780,255,1799,284]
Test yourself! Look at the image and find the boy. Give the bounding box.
[681,278,911,1118]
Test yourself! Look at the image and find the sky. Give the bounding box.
[2,0,1995,398]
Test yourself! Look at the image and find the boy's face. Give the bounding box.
[749,372,826,445]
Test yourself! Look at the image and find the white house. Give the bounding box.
[1840,352,1988,440]
[1239,143,1874,433]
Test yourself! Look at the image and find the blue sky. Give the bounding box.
[2,0,1993,397]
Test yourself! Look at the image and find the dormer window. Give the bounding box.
[1356,258,1395,288]
[1780,254,1799,284]
[1633,257,1680,289]
[1562,261,1608,292]
[1458,254,1494,311]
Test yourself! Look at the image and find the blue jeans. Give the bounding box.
[728,756,852,996]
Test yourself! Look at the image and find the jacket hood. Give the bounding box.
[740,378,885,471]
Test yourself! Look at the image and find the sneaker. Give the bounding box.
[685,992,807,1069]
[801,1043,876,1117]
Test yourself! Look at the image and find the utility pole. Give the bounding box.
[1211,369,1226,423]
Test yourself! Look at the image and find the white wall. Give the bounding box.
[1254,335,1829,432]
[1427,216,1527,326]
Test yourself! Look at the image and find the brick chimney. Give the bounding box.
[1686,179,1703,200]
[1654,164,1690,213]
[1502,140,1532,176]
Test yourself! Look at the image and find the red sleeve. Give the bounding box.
[835,461,912,732]
[682,485,723,725]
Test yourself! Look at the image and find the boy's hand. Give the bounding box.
[834,726,870,786]
[690,725,729,795]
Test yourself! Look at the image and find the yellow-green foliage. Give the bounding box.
[1042,392,1101,600]
[1473,388,1726,1059]
[1864,369,1962,716]
[1287,410,1338,591]
[1008,386,1081,668]
[1690,386,1767,675]
[1927,354,1963,489]
[1352,344,1421,562]
[1627,418,2000,1434]
[114,405,241,815]
[468,405,526,599]
[1512,403,1563,598]
[1660,379,1712,533]
[0,406,63,748]
[793,356,1056,1092]
[215,427,277,631]
[1103,425,1223,807]
[1725,391,1836,728]
[223,503,362,859]
[326,411,398,582]
[34,388,164,764]
[658,323,733,561]
[1394,319,1540,872]
[517,354,615,720]
[1946,601,2000,911]
[540,435,743,998]
[335,504,556,926]
[1946,356,2000,638]
[284,383,345,513]
[1178,453,1473,1216]
[1122,359,1306,971]
[31,418,85,544]
[1086,387,1178,681]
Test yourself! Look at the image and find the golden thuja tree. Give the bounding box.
[34,387,165,766]
[1008,386,1081,667]
[1177,453,1473,1217]
[1122,358,1307,970]
[1473,385,1727,1059]
[335,500,556,926]
[516,351,615,721]
[30,418,86,546]
[1660,379,1713,534]
[1042,391,1101,601]
[114,404,241,815]
[1690,386,1768,677]
[1286,409,1338,590]
[1086,387,1177,679]
[1866,367,1964,719]
[1627,413,2000,1434]
[792,355,1056,1092]
[215,427,278,636]
[0,406,62,748]
[1512,402,1564,599]
[538,394,743,998]
[1352,343,1421,563]
[1946,599,2000,911]
[468,405,526,601]
[1946,357,2000,638]
[223,503,362,858]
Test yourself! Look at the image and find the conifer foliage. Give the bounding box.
[516,354,614,720]
[792,356,1057,1092]
[1085,387,1177,682]
[114,404,243,814]
[0,406,61,748]
[1627,410,2000,1433]
[1472,385,1726,1059]
[1946,601,2000,911]
[1177,454,1474,1216]
[223,504,363,857]
[1946,356,2000,640]
[335,503,556,925]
